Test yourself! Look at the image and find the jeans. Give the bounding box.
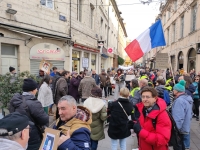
[91,139,98,150]
[101,86,107,97]
[111,138,126,150]
[182,133,190,149]
[114,82,125,100]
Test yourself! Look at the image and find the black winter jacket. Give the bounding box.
[107,98,133,139]
[9,93,49,150]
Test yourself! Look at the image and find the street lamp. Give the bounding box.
[6,8,17,15]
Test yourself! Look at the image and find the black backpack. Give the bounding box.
[152,110,183,148]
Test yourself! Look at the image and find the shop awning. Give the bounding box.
[0,22,71,41]
[101,53,109,58]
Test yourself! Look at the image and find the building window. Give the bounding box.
[77,0,83,22]
[40,0,54,9]
[90,4,95,29]
[167,28,169,45]
[174,0,177,11]
[191,4,197,32]
[172,22,176,43]
[105,24,107,39]
[180,15,184,38]
[163,14,166,24]
[168,11,171,19]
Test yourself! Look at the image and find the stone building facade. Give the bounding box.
[0,0,127,75]
[145,0,200,73]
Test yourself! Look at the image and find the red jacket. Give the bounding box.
[136,98,171,150]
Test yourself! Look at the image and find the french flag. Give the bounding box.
[125,19,166,62]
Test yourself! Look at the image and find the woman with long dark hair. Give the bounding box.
[38,75,54,114]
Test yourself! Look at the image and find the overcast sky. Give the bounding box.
[117,0,161,41]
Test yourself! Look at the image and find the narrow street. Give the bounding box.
[49,93,200,150]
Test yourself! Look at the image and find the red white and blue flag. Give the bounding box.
[125,19,166,62]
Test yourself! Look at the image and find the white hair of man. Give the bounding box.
[85,71,91,76]
[139,78,148,87]
[0,129,22,141]
[58,95,77,107]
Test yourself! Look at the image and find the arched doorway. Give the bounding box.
[187,48,196,72]
[178,51,184,70]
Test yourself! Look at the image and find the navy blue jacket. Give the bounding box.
[92,74,100,85]
[53,127,91,150]
[185,84,196,99]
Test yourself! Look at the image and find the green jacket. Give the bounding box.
[83,97,107,141]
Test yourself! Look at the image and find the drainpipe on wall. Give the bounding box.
[107,3,110,48]
[69,0,72,37]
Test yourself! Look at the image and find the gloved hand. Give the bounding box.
[133,120,142,134]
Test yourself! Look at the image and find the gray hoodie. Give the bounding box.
[0,138,25,150]
[172,94,193,133]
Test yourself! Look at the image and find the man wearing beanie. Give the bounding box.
[83,86,107,150]
[9,78,49,150]
[9,66,16,74]
[172,80,193,150]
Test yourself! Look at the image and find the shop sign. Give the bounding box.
[72,57,80,61]
[107,48,113,53]
[82,57,89,68]
[30,43,65,61]
[74,43,100,53]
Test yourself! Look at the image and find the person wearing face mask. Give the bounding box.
[132,87,171,150]
[172,80,193,150]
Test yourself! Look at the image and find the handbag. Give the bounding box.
[118,102,134,129]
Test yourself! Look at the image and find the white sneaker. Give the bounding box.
[132,149,139,150]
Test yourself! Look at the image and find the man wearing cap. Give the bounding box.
[68,71,82,103]
[172,80,193,150]
[9,78,49,150]
[0,112,33,150]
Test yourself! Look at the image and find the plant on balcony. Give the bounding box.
[118,56,125,65]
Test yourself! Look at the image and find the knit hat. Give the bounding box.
[9,66,15,72]
[173,80,186,92]
[91,86,102,98]
[22,78,38,92]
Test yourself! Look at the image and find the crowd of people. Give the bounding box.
[0,66,199,150]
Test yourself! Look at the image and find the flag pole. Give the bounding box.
[168,52,175,85]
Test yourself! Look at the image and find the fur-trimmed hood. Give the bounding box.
[84,97,106,113]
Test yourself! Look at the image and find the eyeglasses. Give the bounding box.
[141,96,153,99]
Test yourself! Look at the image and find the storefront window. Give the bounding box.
[91,54,96,70]
[187,48,196,72]
[72,51,80,73]
[178,51,183,69]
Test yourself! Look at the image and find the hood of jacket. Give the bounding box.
[177,94,193,104]
[187,84,196,93]
[137,97,167,119]
[0,139,25,150]
[84,97,105,113]
[155,85,165,98]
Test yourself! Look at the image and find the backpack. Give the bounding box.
[152,110,182,147]
[52,75,61,102]
[163,90,170,106]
